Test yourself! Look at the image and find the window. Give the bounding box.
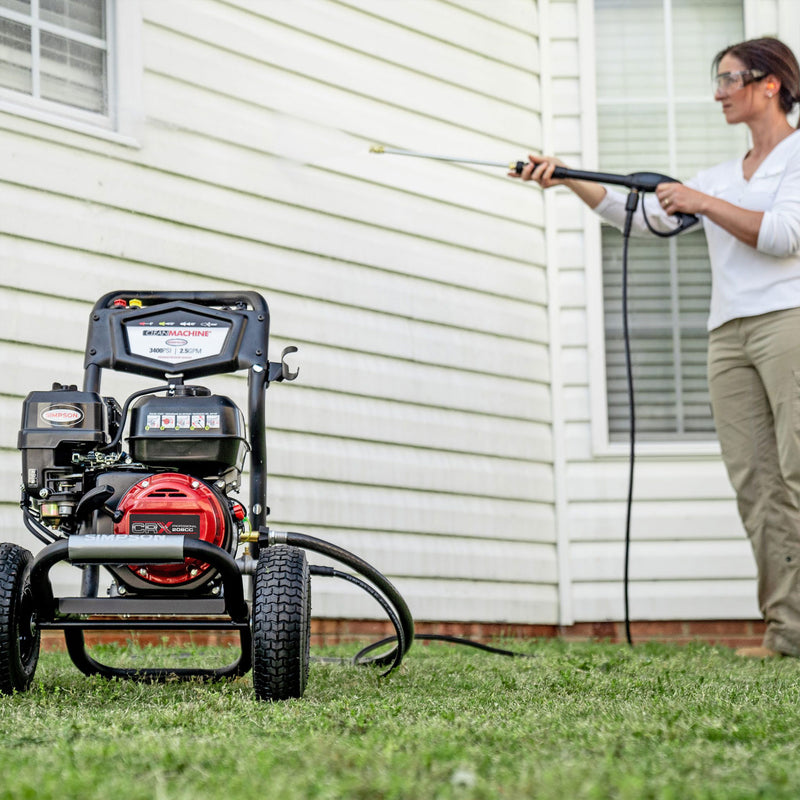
[0,0,111,124]
[595,0,746,441]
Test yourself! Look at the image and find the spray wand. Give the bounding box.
[369,144,528,174]
[370,145,699,223]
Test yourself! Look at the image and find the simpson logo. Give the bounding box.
[41,405,84,426]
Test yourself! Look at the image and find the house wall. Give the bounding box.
[5,0,792,631]
[0,0,557,623]
[547,0,800,624]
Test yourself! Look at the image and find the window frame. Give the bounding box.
[0,0,141,145]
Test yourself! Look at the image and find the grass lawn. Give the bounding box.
[1,638,800,799]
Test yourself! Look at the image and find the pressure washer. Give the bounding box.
[1,291,416,700]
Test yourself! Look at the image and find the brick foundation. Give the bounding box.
[39,618,767,652]
[557,619,767,648]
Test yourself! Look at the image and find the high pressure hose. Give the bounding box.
[621,207,637,646]
[309,565,407,675]
[263,529,415,671]
[308,557,536,667]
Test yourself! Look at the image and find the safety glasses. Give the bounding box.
[713,69,766,96]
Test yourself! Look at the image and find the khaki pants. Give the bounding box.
[708,307,800,656]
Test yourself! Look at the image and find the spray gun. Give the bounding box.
[369,145,699,233]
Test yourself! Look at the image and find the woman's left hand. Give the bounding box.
[655,182,706,216]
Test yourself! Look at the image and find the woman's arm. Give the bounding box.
[514,153,767,247]
[510,153,678,237]
[509,154,608,209]
[654,183,762,249]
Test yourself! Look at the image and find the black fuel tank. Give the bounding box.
[127,393,247,475]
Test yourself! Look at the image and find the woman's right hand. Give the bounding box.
[509,154,569,188]
[509,153,607,209]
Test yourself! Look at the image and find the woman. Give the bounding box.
[515,37,800,657]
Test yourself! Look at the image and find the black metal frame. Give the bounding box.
[26,291,290,681]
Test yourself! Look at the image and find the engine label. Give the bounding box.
[144,413,221,431]
[129,514,201,536]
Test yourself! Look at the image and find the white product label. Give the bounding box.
[125,326,230,364]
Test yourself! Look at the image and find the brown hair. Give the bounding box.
[714,37,800,125]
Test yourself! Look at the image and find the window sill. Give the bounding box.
[0,96,140,149]
[593,438,722,460]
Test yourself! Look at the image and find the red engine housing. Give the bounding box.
[114,473,229,586]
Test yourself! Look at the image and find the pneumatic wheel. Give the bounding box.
[0,543,40,695]
[251,545,311,701]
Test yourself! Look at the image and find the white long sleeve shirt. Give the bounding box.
[593,129,800,331]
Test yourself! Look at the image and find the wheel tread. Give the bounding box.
[0,543,40,695]
[251,546,311,701]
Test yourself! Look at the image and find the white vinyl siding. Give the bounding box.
[595,0,747,441]
[0,0,554,624]
[6,0,796,632]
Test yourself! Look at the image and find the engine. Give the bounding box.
[18,382,249,595]
[112,472,234,589]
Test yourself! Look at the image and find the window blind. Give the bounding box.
[0,0,107,114]
[0,16,32,94]
[595,0,746,441]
